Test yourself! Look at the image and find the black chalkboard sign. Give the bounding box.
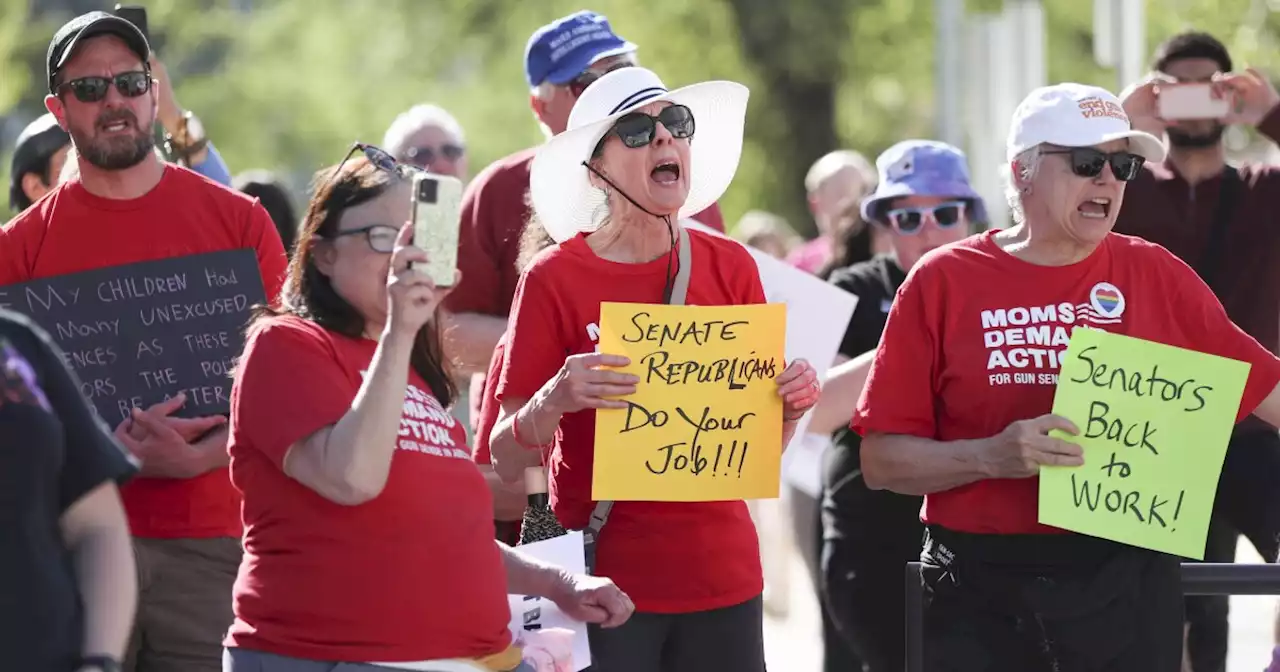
[0,249,266,424]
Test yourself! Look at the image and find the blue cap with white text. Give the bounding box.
[524,10,637,88]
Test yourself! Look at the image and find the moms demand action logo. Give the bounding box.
[981,283,1127,387]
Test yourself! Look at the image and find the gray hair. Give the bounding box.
[1004,146,1043,225]
[382,104,465,158]
[804,150,877,195]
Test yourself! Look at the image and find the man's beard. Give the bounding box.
[1166,123,1225,149]
[70,109,155,171]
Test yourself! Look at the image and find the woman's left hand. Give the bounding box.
[776,358,820,423]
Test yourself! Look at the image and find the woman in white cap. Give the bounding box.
[854,82,1280,669]
[488,67,821,670]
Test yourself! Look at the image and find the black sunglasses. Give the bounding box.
[316,143,416,251]
[609,105,696,149]
[568,62,635,97]
[1041,148,1145,182]
[884,201,967,235]
[401,144,465,168]
[57,71,152,103]
[322,142,412,192]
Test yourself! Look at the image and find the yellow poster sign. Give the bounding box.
[1038,328,1250,559]
[591,302,786,502]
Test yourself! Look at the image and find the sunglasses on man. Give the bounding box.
[884,201,968,235]
[568,61,635,98]
[56,71,152,103]
[400,144,465,168]
[1041,148,1145,182]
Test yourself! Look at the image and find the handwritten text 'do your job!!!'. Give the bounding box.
[592,302,787,502]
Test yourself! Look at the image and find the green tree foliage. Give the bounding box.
[3,0,1280,235]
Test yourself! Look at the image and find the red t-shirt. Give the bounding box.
[853,231,1280,535]
[0,166,287,539]
[225,315,511,662]
[472,335,507,466]
[496,229,765,614]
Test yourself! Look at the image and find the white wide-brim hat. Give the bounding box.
[530,66,750,243]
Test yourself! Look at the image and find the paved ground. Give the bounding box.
[756,502,1276,671]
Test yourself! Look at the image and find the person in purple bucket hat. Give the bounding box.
[811,139,985,672]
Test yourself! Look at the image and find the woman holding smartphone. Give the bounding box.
[223,146,632,672]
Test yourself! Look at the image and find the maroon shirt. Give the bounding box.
[1113,107,1280,429]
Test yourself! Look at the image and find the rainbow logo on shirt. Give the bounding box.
[1089,282,1126,319]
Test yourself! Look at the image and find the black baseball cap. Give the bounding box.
[46,11,151,94]
[9,114,71,213]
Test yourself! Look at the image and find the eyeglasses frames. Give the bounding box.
[568,61,635,98]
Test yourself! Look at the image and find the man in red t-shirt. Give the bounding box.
[452,10,726,540]
[0,13,286,672]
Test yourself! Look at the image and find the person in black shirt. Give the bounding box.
[810,140,986,672]
[0,309,138,671]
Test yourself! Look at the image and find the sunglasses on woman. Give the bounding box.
[608,105,696,149]
[57,71,152,103]
[321,143,415,253]
[885,201,967,235]
[1041,148,1144,182]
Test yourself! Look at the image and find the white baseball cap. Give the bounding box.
[1006,83,1166,164]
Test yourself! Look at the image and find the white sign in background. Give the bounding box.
[683,221,859,498]
[506,532,592,671]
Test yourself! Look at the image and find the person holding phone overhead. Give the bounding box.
[1114,32,1280,672]
[223,146,632,672]
[487,66,821,671]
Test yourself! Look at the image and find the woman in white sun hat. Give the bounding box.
[854,82,1280,670]
[488,66,821,671]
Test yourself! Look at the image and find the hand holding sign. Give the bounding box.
[121,392,225,443]
[775,358,821,420]
[985,414,1085,478]
[545,353,639,414]
[548,572,634,629]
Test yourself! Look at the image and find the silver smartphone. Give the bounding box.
[411,171,463,288]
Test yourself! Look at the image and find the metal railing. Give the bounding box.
[904,561,1280,672]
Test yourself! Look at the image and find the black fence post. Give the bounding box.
[906,562,924,672]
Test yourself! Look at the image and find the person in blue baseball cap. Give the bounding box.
[805,139,984,672]
[448,10,725,548]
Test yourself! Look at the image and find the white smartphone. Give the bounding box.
[411,171,463,288]
[1157,82,1231,120]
